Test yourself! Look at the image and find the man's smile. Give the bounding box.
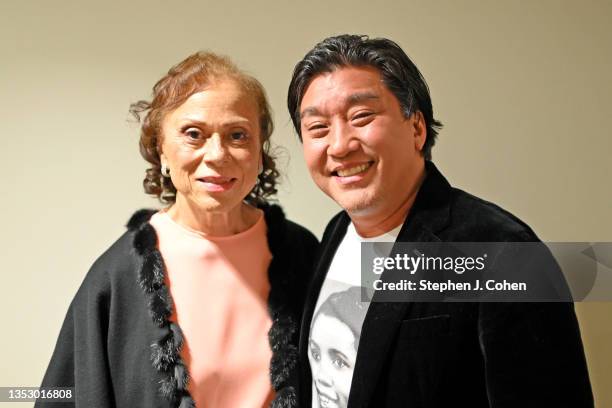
[332,161,374,177]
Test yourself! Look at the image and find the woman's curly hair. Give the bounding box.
[129,51,279,206]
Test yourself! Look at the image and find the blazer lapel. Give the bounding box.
[346,225,441,408]
[347,161,453,408]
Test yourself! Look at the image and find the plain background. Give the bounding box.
[1,0,610,406]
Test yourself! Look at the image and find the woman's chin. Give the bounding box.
[317,393,340,408]
[192,196,243,213]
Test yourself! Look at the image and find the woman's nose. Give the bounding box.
[314,362,334,387]
[203,133,227,163]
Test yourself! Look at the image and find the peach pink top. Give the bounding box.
[150,210,274,408]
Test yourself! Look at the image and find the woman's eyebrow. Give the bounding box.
[179,117,253,127]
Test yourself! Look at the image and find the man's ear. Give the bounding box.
[413,111,427,152]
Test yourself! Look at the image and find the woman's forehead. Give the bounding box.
[166,83,259,124]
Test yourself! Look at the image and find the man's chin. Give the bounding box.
[337,195,379,216]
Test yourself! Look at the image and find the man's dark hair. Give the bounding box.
[287,34,443,160]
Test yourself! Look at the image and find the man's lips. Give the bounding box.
[330,161,374,185]
[331,161,374,177]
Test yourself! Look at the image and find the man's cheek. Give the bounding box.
[304,153,325,175]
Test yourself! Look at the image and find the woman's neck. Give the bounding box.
[166,198,259,237]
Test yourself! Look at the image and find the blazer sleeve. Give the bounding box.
[36,268,116,407]
[479,301,593,407]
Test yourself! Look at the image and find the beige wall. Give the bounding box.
[1,0,610,406]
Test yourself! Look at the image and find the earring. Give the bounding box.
[161,189,176,202]
[258,161,264,175]
[161,163,171,177]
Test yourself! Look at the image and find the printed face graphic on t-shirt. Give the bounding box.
[310,313,358,408]
[309,223,398,408]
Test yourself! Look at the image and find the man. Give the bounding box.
[287,35,593,407]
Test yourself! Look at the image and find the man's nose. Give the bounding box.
[327,122,359,158]
[203,133,227,163]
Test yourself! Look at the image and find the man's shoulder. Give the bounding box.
[445,187,539,242]
[317,185,540,244]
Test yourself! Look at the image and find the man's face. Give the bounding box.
[299,66,426,223]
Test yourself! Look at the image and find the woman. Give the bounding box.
[37,52,318,408]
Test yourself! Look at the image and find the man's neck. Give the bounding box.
[350,168,426,238]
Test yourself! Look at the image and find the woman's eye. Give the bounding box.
[185,129,201,140]
[332,357,348,369]
[310,349,320,361]
[230,131,247,141]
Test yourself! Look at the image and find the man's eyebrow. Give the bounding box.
[346,91,380,104]
[300,106,322,120]
[300,92,380,120]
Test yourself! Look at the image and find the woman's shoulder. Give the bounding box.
[79,209,158,293]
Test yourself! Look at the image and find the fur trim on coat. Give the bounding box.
[127,204,310,408]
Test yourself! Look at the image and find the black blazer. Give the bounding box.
[299,162,593,408]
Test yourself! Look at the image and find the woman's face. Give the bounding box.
[309,314,358,408]
[160,79,261,214]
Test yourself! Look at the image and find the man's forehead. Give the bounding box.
[299,66,387,112]
[299,91,381,119]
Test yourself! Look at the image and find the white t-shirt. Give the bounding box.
[309,222,401,408]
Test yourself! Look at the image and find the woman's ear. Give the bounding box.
[159,151,171,177]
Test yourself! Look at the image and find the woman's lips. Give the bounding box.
[317,392,338,408]
[315,386,338,408]
[197,176,236,192]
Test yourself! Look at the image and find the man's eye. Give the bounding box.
[305,123,329,138]
[351,112,374,124]
[307,123,327,131]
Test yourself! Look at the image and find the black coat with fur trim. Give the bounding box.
[36,204,318,408]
